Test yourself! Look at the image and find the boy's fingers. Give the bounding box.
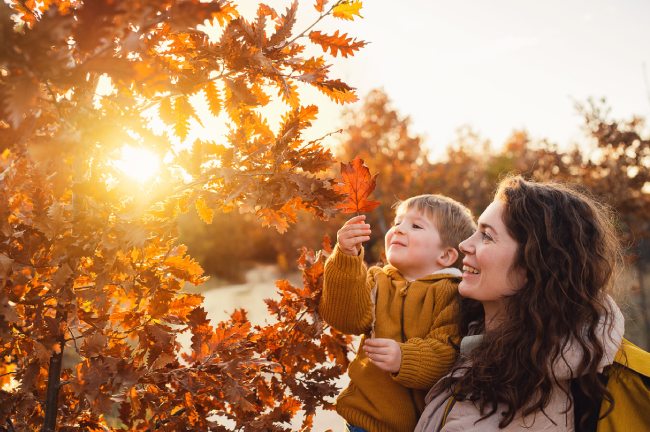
[364,338,390,347]
[342,233,371,242]
[365,349,388,357]
[343,218,368,228]
[342,226,370,235]
[368,354,390,363]
[346,215,366,224]
[342,225,371,235]
[364,346,383,355]
[340,235,370,245]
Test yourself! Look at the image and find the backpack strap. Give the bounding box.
[571,373,608,431]
[436,396,457,432]
[614,338,650,377]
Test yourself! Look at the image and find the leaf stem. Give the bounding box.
[278,0,345,50]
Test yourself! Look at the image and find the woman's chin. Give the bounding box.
[458,281,474,299]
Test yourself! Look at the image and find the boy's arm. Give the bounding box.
[319,243,375,335]
[393,279,460,390]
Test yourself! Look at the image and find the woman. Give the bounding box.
[415,176,624,431]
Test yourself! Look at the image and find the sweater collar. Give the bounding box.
[383,265,462,282]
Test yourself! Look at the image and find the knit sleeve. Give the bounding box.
[319,243,374,335]
[393,279,460,389]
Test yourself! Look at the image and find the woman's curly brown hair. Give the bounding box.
[438,175,622,428]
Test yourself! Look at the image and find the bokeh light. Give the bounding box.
[112,145,160,183]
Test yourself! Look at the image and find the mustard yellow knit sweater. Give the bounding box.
[320,245,460,432]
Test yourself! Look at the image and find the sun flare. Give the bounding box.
[113,146,160,183]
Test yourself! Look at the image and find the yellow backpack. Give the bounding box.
[574,338,650,431]
[596,338,650,431]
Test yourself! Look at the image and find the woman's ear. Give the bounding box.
[437,247,459,268]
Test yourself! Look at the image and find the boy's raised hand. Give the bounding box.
[336,215,371,256]
[363,338,401,373]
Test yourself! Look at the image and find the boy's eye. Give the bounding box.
[412,224,422,229]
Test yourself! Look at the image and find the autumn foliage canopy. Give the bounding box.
[0,0,370,430]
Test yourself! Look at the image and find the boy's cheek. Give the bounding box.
[384,233,391,249]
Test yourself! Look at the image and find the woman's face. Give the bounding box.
[458,200,526,314]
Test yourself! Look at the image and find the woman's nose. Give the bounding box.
[459,237,473,254]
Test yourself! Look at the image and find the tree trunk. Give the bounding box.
[40,309,67,432]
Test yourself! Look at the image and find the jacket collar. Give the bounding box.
[382,265,462,282]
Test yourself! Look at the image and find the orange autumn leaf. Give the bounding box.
[173,96,193,141]
[203,80,221,117]
[314,0,328,13]
[195,196,214,224]
[158,97,174,124]
[163,254,206,285]
[313,78,358,104]
[332,1,363,20]
[308,30,366,58]
[334,156,380,213]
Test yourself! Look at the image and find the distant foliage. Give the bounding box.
[0,0,366,430]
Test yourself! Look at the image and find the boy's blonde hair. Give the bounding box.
[394,194,476,269]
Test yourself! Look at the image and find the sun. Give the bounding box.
[112,145,161,183]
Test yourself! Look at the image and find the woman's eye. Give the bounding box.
[480,231,493,242]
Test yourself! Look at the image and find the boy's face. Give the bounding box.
[385,207,447,280]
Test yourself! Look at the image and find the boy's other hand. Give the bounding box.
[363,338,401,373]
[337,215,371,256]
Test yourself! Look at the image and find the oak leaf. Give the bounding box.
[314,0,328,13]
[257,4,278,20]
[173,96,193,141]
[258,208,291,234]
[313,79,358,104]
[81,333,108,358]
[332,1,363,20]
[334,156,380,213]
[268,0,298,47]
[203,81,221,117]
[163,253,205,285]
[309,30,366,58]
[195,197,214,224]
[211,1,239,26]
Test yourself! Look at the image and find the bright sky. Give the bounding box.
[235,0,650,161]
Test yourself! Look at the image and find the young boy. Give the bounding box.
[320,194,476,432]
